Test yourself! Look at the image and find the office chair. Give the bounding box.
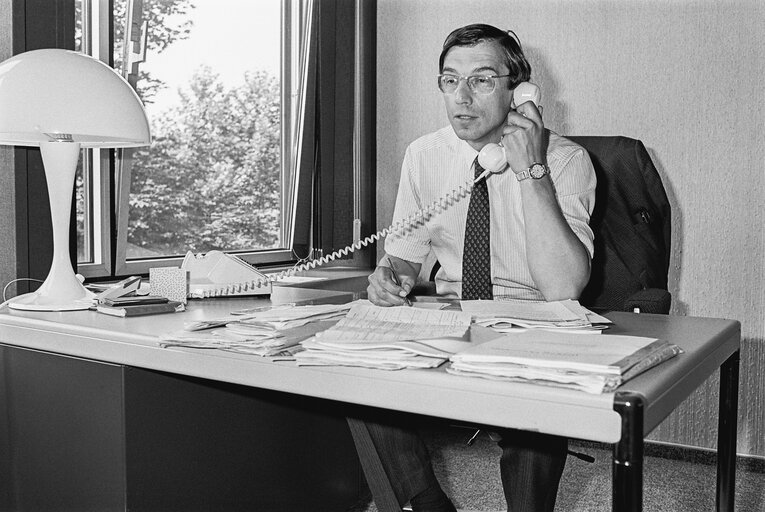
[567,135,672,314]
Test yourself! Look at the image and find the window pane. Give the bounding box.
[117,0,284,259]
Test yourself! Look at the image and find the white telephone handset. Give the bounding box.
[477,81,541,174]
[512,81,541,108]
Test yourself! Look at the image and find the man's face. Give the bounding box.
[441,41,514,151]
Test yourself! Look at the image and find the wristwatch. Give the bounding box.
[515,162,549,181]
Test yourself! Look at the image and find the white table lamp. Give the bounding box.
[0,49,151,311]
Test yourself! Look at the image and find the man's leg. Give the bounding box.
[497,430,568,512]
[365,419,456,512]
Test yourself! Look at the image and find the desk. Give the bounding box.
[0,287,740,512]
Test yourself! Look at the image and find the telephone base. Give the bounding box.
[182,250,272,299]
[188,284,272,300]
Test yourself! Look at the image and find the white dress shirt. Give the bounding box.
[385,126,596,301]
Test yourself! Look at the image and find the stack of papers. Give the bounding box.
[448,330,682,393]
[228,303,352,329]
[295,302,472,370]
[159,303,352,357]
[159,329,299,357]
[461,299,610,332]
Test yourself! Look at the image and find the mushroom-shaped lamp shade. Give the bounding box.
[0,49,151,310]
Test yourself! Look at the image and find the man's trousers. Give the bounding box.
[364,418,568,512]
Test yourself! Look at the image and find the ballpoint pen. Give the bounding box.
[388,261,412,307]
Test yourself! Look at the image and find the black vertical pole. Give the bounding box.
[613,391,644,512]
[716,350,739,512]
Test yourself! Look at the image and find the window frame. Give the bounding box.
[77,0,320,279]
[76,0,113,279]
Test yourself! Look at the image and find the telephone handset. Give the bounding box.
[477,81,541,174]
[183,83,541,295]
[511,81,541,109]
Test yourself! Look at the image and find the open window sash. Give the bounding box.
[113,0,316,276]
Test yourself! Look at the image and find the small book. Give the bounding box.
[101,295,169,307]
[96,301,185,317]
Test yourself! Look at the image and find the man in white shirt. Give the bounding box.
[366,24,596,512]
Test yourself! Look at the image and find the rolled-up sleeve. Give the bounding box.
[549,145,597,259]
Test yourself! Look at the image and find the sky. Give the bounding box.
[141,0,281,116]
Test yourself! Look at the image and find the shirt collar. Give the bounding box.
[444,125,480,167]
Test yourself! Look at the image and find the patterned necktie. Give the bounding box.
[462,158,493,300]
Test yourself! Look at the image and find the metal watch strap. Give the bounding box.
[515,169,531,181]
[516,162,548,181]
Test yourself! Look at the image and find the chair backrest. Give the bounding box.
[567,136,671,312]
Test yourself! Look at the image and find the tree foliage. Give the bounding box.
[128,66,282,256]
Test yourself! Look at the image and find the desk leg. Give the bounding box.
[716,350,739,512]
[613,392,644,512]
[346,417,402,512]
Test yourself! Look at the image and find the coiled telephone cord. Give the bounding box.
[252,173,488,289]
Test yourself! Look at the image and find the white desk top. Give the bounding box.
[0,286,740,444]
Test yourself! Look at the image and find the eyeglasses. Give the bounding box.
[437,73,512,95]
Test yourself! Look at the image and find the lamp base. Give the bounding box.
[6,140,96,312]
[8,288,95,311]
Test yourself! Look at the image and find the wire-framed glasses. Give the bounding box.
[437,73,512,95]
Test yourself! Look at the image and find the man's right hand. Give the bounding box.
[367,257,418,307]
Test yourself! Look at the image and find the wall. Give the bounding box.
[376,0,764,456]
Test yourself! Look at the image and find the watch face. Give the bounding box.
[529,163,548,179]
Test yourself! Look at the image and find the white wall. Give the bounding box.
[376,0,764,456]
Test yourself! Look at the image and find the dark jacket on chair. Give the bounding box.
[568,136,672,314]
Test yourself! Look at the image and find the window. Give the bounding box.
[74,0,315,278]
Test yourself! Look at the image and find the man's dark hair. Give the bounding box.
[439,23,531,88]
